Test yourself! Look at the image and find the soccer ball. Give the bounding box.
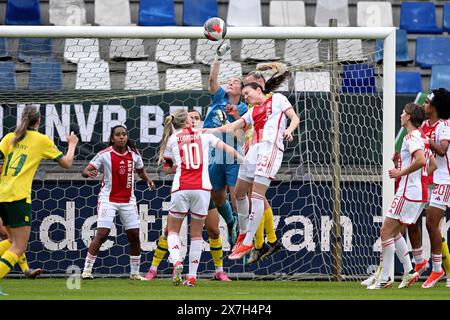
[203,17,227,41]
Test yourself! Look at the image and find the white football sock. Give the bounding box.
[394,233,412,274]
[130,255,141,275]
[380,238,395,281]
[83,252,97,272]
[243,192,265,246]
[167,232,182,264]
[188,238,203,278]
[236,196,249,234]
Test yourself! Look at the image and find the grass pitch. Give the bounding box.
[0,278,449,300]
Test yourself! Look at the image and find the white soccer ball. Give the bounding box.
[203,17,227,41]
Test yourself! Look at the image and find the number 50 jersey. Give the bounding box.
[163,128,220,193]
[0,130,63,204]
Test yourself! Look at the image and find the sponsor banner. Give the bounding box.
[24,181,449,276]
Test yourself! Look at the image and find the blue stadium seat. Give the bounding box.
[341,64,376,94]
[5,0,41,25]
[139,0,176,26]
[416,37,450,69]
[0,62,16,90]
[18,38,53,63]
[183,0,218,26]
[0,38,11,59]
[28,62,63,90]
[444,4,450,33]
[396,72,422,94]
[400,2,442,34]
[430,65,450,90]
[374,29,413,65]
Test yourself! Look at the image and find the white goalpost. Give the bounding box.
[0,25,396,280]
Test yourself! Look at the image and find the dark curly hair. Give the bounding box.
[430,88,450,120]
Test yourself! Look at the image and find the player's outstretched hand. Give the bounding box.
[67,131,79,146]
[283,130,293,142]
[225,104,239,120]
[147,180,156,190]
[215,41,230,62]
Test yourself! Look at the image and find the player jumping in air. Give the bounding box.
[159,110,242,286]
[0,105,78,295]
[81,125,155,281]
[204,82,299,260]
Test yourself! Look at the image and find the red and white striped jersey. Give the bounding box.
[163,128,220,192]
[396,129,429,202]
[433,120,450,185]
[241,93,293,151]
[89,146,144,203]
[421,119,442,185]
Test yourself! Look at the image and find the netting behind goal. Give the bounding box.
[0,27,396,280]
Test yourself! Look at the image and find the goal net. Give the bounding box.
[0,26,396,280]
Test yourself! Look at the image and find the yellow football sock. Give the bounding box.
[151,236,168,268]
[442,237,450,274]
[0,239,12,256]
[255,219,265,250]
[0,250,19,279]
[264,207,277,244]
[209,237,223,268]
[17,253,29,273]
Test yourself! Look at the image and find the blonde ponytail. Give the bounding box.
[12,105,40,146]
[158,109,190,165]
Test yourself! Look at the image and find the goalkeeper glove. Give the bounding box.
[214,41,231,63]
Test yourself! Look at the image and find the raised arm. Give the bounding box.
[429,139,449,157]
[205,118,246,135]
[208,42,231,95]
[58,132,79,169]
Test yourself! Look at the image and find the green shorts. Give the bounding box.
[0,199,31,228]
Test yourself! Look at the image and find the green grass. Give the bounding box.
[0,278,449,300]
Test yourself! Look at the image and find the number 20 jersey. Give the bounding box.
[163,128,220,193]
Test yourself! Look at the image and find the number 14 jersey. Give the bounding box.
[163,128,220,193]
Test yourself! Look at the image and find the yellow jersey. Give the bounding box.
[0,130,63,203]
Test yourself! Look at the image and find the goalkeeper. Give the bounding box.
[202,42,247,248]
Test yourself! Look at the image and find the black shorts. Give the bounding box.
[0,199,31,228]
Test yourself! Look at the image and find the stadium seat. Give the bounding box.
[28,62,63,90]
[75,60,111,90]
[416,37,450,69]
[125,61,159,90]
[337,39,365,62]
[217,61,242,85]
[156,39,193,65]
[183,0,218,26]
[227,0,262,27]
[294,72,330,92]
[395,72,422,94]
[285,39,320,67]
[400,2,442,34]
[165,69,203,90]
[195,39,232,64]
[49,0,87,26]
[0,38,11,60]
[240,39,278,61]
[374,29,413,65]
[139,0,176,26]
[18,38,53,63]
[444,4,450,33]
[0,62,16,90]
[341,64,376,94]
[95,0,147,60]
[6,0,41,25]
[270,1,306,27]
[314,0,349,27]
[430,65,450,90]
[356,1,393,27]
[64,38,101,63]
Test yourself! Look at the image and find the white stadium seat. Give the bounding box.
[49,0,87,26]
[64,38,101,63]
[156,39,194,65]
[314,0,349,27]
[337,39,366,62]
[270,1,306,27]
[217,61,242,86]
[226,0,262,27]
[195,39,232,65]
[295,72,331,92]
[241,39,278,62]
[125,61,160,90]
[357,1,393,27]
[285,39,320,66]
[165,69,203,90]
[76,60,111,90]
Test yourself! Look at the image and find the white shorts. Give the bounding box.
[168,190,210,220]
[424,184,436,209]
[386,195,426,225]
[238,141,283,186]
[429,184,450,211]
[97,201,139,230]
